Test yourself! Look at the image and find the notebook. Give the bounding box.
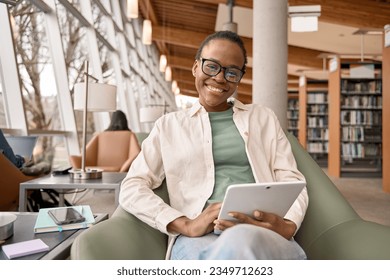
[33,205,95,233]
[1,239,49,259]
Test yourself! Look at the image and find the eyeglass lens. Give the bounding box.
[201,59,243,83]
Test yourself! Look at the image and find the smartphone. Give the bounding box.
[51,167,72,176]
[48,207,85,225]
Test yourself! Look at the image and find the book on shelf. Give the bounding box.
[33,205,95,233]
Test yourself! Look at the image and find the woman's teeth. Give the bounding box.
[207,85,223,93]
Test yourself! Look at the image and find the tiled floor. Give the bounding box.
[329,175,390,226]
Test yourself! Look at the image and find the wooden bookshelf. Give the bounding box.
[287,90,299,138]
[383,41,390,192]
[298,76,328,166]
[298,77,307,148]
[328,58,382,178]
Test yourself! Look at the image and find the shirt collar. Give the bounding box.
[188,98,249,117]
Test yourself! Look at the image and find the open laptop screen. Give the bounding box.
[5,136,38,159]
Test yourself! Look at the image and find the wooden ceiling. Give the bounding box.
[139,0,390,103]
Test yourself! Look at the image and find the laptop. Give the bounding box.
[5,136,38,160]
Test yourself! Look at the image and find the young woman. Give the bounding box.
[119,31,308,260]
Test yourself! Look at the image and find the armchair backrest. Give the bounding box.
[83,131,140,172]
[0,153,33,210]
[286,133,360,251]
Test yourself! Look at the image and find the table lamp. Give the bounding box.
[69,61,117,180]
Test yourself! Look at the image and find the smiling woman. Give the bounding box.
[192,36,245,112]
[118,30,309,260]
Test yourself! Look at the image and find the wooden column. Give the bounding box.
[383,40,390,192]
[298,76,307,148]
[328,57,341,178]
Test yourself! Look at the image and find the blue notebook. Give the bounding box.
[33,205,95,233]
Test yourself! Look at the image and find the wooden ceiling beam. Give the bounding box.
[155,26,323,70]
[172,69,194,84]
[153,25,253,56]
[288,0,390,29]
[288,46,324,69]
[195,0,390,29]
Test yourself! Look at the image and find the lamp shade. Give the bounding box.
[139,107,164,123]
[291,16,318,32]
[74,82,117,112]
[142,19,152,45]
[159,54,167,72]
[165,66,172,82]
[127,0,138,19]
[289,5,321,33]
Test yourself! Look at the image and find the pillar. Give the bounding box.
[252,0,288,129]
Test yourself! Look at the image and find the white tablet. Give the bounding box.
[215,181,306,233]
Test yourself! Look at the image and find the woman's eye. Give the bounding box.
[206,64,219,71]
[226,70,238,78]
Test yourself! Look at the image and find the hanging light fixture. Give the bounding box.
[222,0,238,33]
[288,5,321,32]
[171,80,178,93]
[165,66,172,82]
[142,19,152,45]
[142,0,152,45]
[127,0,138,19]
[159,54,167,72]
[174,87,180,95]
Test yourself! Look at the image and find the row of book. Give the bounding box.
[287,110,299,119]
[307,92,327,104]
[287,99,299,110]
[341,143,381,160]
[307,142,328,153]
[307,117,328,127]
[342,126,364,142]
[307,104,328,114]
[341,110,382,126]
[307,128,329,140]
[341,95,382,109]
[341,80,381,93]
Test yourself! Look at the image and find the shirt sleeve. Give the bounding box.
[118,120,184,235]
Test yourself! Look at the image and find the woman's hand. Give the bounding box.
[167,203,221,237]
[214,210,297,240]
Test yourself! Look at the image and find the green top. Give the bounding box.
[206,107,255,206]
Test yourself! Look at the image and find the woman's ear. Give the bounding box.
[192,60,198,77]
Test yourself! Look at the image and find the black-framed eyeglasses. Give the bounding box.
[200,58,245,83]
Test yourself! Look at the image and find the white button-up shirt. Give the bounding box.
[119,99,308,248]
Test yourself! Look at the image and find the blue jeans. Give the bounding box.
[170,224,307,260]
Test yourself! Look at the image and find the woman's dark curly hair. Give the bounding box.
[195,30,247,72]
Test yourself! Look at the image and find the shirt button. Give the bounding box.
[244,132,249,136]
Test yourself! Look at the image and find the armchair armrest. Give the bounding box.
[70,207,167,260]
[71,179,169,260]
[287,132,390,259]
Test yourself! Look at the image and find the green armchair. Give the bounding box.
[70,133,390,260]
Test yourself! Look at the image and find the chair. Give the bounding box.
[0,153,35,211]
[69,131,140,172]
[70,133,390,260]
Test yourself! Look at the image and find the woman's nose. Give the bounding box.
[213,69,226,82]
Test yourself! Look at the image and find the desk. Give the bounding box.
[0,212,108,260]
[19,172,127,212]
